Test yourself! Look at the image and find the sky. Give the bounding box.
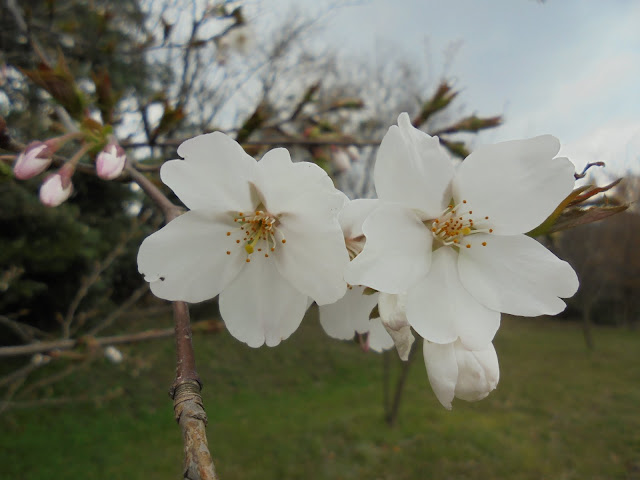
[267,0,640,176]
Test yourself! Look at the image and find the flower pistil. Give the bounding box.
[226,208,286,261]
[429,199,493,249]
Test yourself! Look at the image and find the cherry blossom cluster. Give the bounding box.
[13,137,126,207]
[137,113,579,409]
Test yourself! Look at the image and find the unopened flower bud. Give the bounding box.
[30,353,51,366]
[423,339,499,410]
[330,146,351,173]
[104,345,123,364]
[14,141,53,179]
[346,145,360,162]
[96,142,126,180]
[39,164,74,207]
[378,293,415,361]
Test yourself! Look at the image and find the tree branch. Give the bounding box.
[125,163,183,221]
[0,320,222,357]
[170,301,218,480]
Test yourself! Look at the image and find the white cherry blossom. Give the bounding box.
[138,132,349,347]
[423,339,499,410]
[319,198,394,352]
[345,113,579,350]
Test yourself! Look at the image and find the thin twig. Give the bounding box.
[4,0,79,134]
[0,320,219,357]
[0,361,41,389]
[0,315,50,342]
[125,163,183,221]
[0,388,123,412]
[63,212,152,338]
[575,161,605,180]
[86,283,150,337]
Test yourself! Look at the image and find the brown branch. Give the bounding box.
[385,344,419,427]
[171,302,200,389]
[0,388,123,412]
[0,320,222,357]
[123,136,381,150]
[19,356,97,398]
[0,361,41,389]
[170,302,217,480]
[173,381,218,480]
[0,315,50,342]
[86,283,150,336]
[125,163,183,222]
[127,153,214,477]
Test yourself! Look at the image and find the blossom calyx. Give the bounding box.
[423,339,499,410]
[14,141,55,179]
[39,164,74,207]
[96,142,126,180]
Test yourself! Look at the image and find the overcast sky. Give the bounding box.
[269,0,640,175]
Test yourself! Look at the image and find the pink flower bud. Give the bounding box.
[346,145,360,162]
[13,141,53,180]
[330,146,351,173]
[39,165,74,207]
[96,142,126,180]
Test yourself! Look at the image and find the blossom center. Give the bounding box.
[225,209,286,262]
[429,200,492,249]
[345,235,365,260]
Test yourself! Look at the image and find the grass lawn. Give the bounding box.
[1,311,639,479]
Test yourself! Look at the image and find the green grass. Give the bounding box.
[1,312,639,479]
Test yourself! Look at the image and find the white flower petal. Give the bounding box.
[137,211,245,303]
[219,253,308,347]
[275,219,349,305]
[458,233,579,317]
[254,148,338,216]
[339,198,379,239]
[423,340,458,410]
[318,287,379,340]
[453,341,499,402]
[406,247,500,349]
[161,132,258,212]
[453,135,575,235]
[367,317,395,352]
[344,203,432,294]
[374,113,454,217]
